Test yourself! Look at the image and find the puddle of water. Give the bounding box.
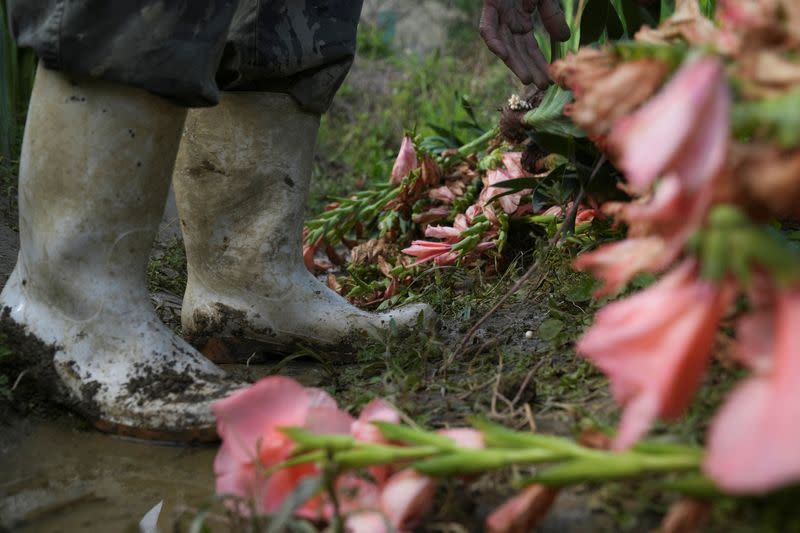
[1,416,217,532]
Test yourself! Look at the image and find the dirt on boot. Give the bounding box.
[0,307,70,424]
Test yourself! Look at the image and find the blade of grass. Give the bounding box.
[0,1,18,160]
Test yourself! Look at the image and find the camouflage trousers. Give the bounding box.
[7,0,364,113]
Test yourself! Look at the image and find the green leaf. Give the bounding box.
[565,276,597,302]
[611,0,645,36]
[0,1,18,159]
[659,0,676,21]
[581,0,623,44]
[522,86,584,138]
[538,318,564,340]
[732,88,800,148]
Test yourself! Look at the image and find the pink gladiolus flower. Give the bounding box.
[345,511,394,533]
[608,57,730,194]
[439,427,485,449]
[577,261,734,449]
[486,485,559,533]
[351,398,401,444]
[541,205,564,217]
[212,377,355,517]
[502,152,526,179]
[379,470,438,531]
[390,136,418,186]
[575,208,598,224]
[402,240,458,266]
[481,152,533,215]
[412,206,450,225]
[429,185,457,203]
[376,428,484,530]
[424,224,462,242]
[704,287,800,493]
[573,237,669,297]
[351,399,402,484]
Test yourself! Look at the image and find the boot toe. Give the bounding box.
[71,370,246,443]
[380,302,437,333]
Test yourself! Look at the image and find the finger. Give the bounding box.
[479,3,509,60]
[538,0,571,41]
[522,34,551,88]
[503,5,535,33]
[505,37,535,85]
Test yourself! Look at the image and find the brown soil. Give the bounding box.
[0,307,68,424]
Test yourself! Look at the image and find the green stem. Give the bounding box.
[456,126,499,158]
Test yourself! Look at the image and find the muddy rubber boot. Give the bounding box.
[0,65,240,442]
[173,92,435,361]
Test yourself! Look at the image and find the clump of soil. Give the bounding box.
[0,307,66,423]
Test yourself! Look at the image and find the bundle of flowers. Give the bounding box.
[212,376,710,532]
[554,0,800,494]
[303,130,604,307]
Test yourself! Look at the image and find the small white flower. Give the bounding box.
[507,94,532,111]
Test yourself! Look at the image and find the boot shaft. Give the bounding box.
[174,92,321,288]
[14,65,186,316]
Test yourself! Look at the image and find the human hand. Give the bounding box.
[480,0,570,88]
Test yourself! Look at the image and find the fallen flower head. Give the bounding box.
[212,377,355,518]
[391,135,418,186]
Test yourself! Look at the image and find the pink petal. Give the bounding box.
[306,387,339,408]
[380,470,437,531]
[608,57,728,193]
[438,428,485,449]
[485,485,559,533]
[453,214,470,232]
[402,240,452,264]
[262,462,321,516]
[412,206,450,224]
[433,251,460,266]
[212,377,310,465]
[734,309,775,374]
[390,136,418,185]
[346,511,392,533]
[502,152,528,179]
[575,208,598,224]
[704,287,800,493]
[573,237,669,297]
[429,185,457,203]
[214,444,263,506]
[424,225,462,241]
[352,399,402,444]
[304,405,356,435]
[465,204,482,223]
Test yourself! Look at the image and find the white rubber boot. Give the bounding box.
[173,92,434,361]
[0,65,239,441]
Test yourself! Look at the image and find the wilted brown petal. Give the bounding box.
[635,0,718,46]
[550,48,616,96]
[726,142,800,218]
[569,60,669,138]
